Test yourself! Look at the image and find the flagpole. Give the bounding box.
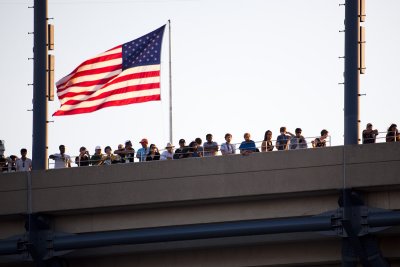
[168,20,173,144]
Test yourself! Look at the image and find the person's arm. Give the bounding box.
[284,136,290,150]
[261,141,267,152]
[220,144,227,155]
[67,156,72,168]
[213,143,219,153]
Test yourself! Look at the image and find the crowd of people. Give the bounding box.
[0,123,399,172]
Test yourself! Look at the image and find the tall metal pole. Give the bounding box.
[32,0,48,170]
[344,0,359,145]
[168,20,173,144]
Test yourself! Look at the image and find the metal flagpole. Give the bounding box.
[168,20,173,144]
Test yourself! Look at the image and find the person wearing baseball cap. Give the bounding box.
[160,142,175,160]
[90,146,103,166]
[136,138,149,162]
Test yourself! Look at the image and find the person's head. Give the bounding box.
[189,141,198,152]
[117,144,124,150]
[139,138,148,148]
[149,144,157,154]
[366,123,373,130]
[95,146,101,155]
[59,145,65,154]
[79,146,87,154]
[195,137,202,146]
[165,143,174,152]
[244,132,251,141]
[280,127,286,134]
[179,139,186,148]
[264,130,272,141]
[20,148,27,158]
[388,123,397,132]
[206,134,213,142]
[225,133,232,143]
[125,140,132,148]
[321,129,329,138]
[104,146,112,155]
[295,128,302,137]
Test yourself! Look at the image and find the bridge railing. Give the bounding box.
[45,135,332,169]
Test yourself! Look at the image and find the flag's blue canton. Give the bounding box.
[122,25,166,71]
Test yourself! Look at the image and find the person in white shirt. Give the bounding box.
[160,143,175,160]
[16,148,32,171]
[220,133,236,155]
[49,145,71,169]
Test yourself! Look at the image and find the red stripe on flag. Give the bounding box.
[53,95,161,116]
[58,70,160,100]
[61,83,160,106]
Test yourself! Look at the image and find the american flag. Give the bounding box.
[53,25,166,116]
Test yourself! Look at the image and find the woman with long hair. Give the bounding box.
[261,130,274,152]
[386,124,399,142]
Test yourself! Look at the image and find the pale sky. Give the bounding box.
[0,0,399,163]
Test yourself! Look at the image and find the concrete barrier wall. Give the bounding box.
[1,143,400,266]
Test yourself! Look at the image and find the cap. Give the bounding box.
[125,140,132,145]
[367,123,372,127]
[179,139,185,144]
[165,142,175,148]
[295,128,302,133]
[139,138,148,144]
[95,146,101,150]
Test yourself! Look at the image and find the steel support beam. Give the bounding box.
[53,215,333,251]
[344,0,360,145]
[32,0,48,170]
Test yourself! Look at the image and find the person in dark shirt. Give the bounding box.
[312,129,329,148]
[146,144,160,161]
[90,146,103,166]
[362,123,379,144]
[75,146,90,167]
[174,139,188,159]
[122,140,136,163]
[386,123,399,142]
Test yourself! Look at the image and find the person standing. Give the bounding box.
[75,146,90,167]
[362,123,379,144]
[203,133,218,157]
[261,130,274,152]
[289,128,308,150]
[276,127,292,151]
[220,133,236,155]
[160,143,175,160]
[90,146,103,166]
[173,139,188,159]
[146,144,160,161]
[100,146,118,165]
[122,140,135,163]
[49,145,71,168]
[136,138,149,162]
[386,124,399,142]
[239,133,257,156]
[312,129,329,148]
[16,148,32,171]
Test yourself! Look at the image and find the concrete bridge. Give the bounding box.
[1,142,400,266]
